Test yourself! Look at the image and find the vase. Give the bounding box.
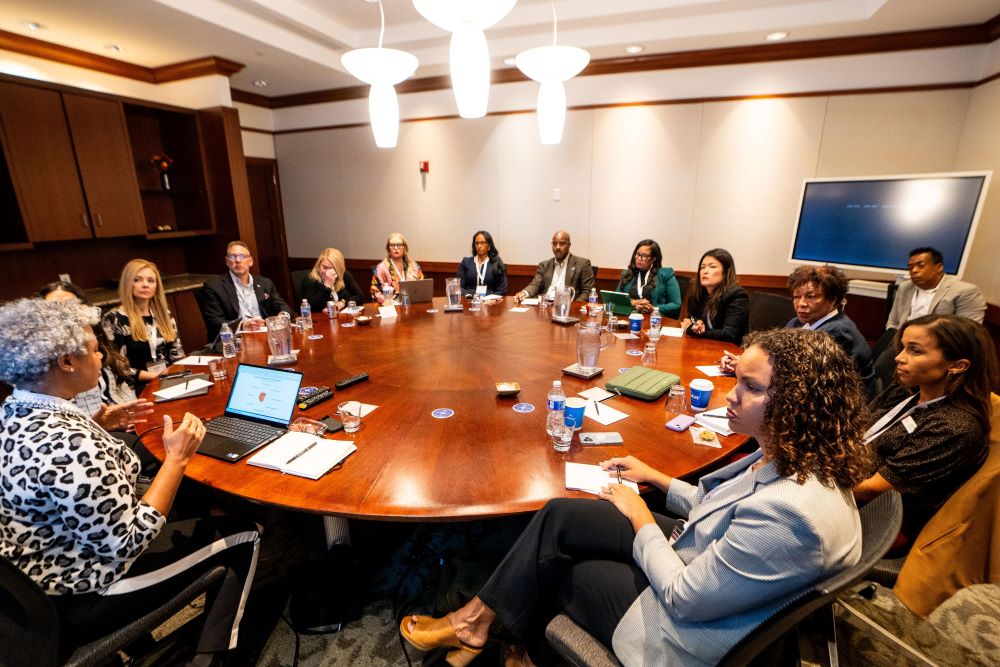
[159,171,171,191]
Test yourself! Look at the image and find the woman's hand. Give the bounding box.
[161,413,204,467]
[719,350,739,374]
[323,268,338,287]
[599,483,655,531]
[631,299,653,314]
[93,399,154,431]
[688,319,706,335]
[600,455,656,484]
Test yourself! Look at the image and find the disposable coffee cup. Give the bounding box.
[629,312,643,333]
[563,397,587,430]
[689,379,714,412]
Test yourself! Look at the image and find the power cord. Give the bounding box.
[280,614,301,667]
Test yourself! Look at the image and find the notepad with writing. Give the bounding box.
[565,462,639,495]
[247,431,356,480]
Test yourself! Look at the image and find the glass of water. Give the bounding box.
[338,401,362,433]
[666,384,686,418]
[551,423,573,452]
[341,300,357,327]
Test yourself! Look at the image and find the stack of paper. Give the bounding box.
[565,462,639,494]
[695,406,733,436]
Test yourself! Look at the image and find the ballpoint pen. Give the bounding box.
[594,401,601,416]
[285,441,317,465]
[615,465,623,485]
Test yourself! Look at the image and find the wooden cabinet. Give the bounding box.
[0,82,145,242]
[63,93,146,238]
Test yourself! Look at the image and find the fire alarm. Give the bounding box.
[419,161,429,173]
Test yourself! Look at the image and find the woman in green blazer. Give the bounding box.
[615,239,681,318]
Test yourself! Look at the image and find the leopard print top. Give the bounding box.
[0,389,165,595]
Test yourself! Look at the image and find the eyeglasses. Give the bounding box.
[388,243,406,248]
[634,252,652,260]
[226,253,249,261]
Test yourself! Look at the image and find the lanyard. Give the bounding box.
[636,270,648,296]
[147,318,158,360]
[476,259,488,286]
[864,394,945,443]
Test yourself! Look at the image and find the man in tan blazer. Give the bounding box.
[514,230,595,303]
[886,247,985,330]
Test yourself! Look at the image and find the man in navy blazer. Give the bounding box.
[514,230,595,303]
[200,240,293,341]
[886,247,985,330]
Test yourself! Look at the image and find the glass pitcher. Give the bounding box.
[576,321,611,371]
[266,315,293,361]
[553,285,576,318]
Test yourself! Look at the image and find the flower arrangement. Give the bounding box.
[150,153,174,190]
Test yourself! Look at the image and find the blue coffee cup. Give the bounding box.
[563,397,587,430]
[629,312,643,333]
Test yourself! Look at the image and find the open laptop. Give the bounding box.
[197,363,304,462]
[600,290,633,316]
[398,278,434,303]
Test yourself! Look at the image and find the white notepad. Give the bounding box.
[247,432,356,480]
[152,377,213,400]
[565,462,639,495]
[584,400,628,425]
[177,355,222,366]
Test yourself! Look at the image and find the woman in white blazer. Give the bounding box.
[401,327,873,667]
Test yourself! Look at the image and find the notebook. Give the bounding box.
[247,431,356,480]
[197,363,304,462]
[398,278,434,303]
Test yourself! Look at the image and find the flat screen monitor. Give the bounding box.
[788,172,991,276]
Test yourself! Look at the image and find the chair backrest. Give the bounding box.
[674,275,691,306]
[290,269,310,304]
[748,291,795,332]
[717,490,903,666]
[0,555,59,667]
[867,328,899,398]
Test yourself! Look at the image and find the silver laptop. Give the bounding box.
[197,363,303,462]
[398,278,434,303]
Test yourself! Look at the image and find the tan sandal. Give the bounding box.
[399,615,483,666]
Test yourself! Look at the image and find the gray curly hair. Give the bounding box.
[0,298,99,385]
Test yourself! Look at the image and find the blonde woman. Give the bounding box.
[301,247,366,311]
[103,259,184,388]
[371,232,424,304]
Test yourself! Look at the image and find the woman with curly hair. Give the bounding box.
[401,327,871,667]
[855,314,997,546]
[102,259,184,390]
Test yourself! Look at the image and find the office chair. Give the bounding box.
[0,555,226,667]
[290,269,310,304]
[674,275,691,304]
[545,491,903,667]
[748,291,796,332]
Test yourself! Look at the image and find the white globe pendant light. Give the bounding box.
[340,2,418,148]
[413,0,517,118]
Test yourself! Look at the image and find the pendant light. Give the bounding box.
[341,1,419,148]
[515,1,589,144]
[413,0,517,118]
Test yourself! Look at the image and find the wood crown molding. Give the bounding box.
[234,12,1000,110]
[0,29,243,83]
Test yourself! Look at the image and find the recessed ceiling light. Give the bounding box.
[105,44,124,53]
[624,45,644,55]
[766,31,789,42]
[503,56,515,66]
[253,80,269,88]
[22,21,46,31]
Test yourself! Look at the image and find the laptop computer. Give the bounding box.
[600,290,634,316]
[197,363,304,462]
[398,278,434,303]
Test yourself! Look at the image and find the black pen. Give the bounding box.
[285,441,317,465]
[182,380,189,392]
[594,401,601,416]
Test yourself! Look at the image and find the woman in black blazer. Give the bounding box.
[681,248,749,344]
[457,230,507,297]
[301,247,365,311]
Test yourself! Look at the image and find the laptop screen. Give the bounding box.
[224,364,303,427]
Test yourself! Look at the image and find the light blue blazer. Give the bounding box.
[612,450,861,666]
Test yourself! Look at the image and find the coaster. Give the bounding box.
[307,334,323,340]
[625,349,643,356]
[431,408,455,419]
[512,403,535,413]
[618,367,632,374]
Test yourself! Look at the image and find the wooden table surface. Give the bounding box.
[140,298,747,521]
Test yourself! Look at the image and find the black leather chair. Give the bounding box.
[748,291,795,332]
[290,269,310,304]
[545,491,903,667]
[866,328,898,398]
[0,555,226,667]
[674,275,691,305]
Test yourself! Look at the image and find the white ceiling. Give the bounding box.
[2,0,998,97]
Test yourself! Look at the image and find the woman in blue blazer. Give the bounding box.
[615,239,681,318]
[457,230,507,297]
[402,328,872,667]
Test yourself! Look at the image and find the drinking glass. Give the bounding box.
[641,342,657,366]
[666,384,686,417]
[551,424,572,452]
[338,401,362,433]
[341,300,357,328]
[208,358,227,381]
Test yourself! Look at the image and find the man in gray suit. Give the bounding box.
[513,230,595,304]
[886,247,985,330]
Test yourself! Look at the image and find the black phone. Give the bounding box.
[321,417,344,433]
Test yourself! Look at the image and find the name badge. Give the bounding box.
[901,415,917,433]
[475,285,488,296]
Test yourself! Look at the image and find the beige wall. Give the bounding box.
[277,86,992,286]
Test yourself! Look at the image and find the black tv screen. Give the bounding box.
[789,173,990,275]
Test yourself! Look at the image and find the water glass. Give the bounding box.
[607,314,617,332]
[641,342,657,366]
[551,424,573,452]
[341,300,358,328]
[208,358,227,381]
[338,401,362,433]
[400,291,411,306]
[233,333,243,354]
[666,384,686,416]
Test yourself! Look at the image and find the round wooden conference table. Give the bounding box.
[140,297,747,522]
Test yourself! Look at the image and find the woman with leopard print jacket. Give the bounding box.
[0,298,259,664]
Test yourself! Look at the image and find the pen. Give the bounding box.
[615,465,623,485]
[594,401,601,416]
[182,380,189,392]
[285,441,317,465]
